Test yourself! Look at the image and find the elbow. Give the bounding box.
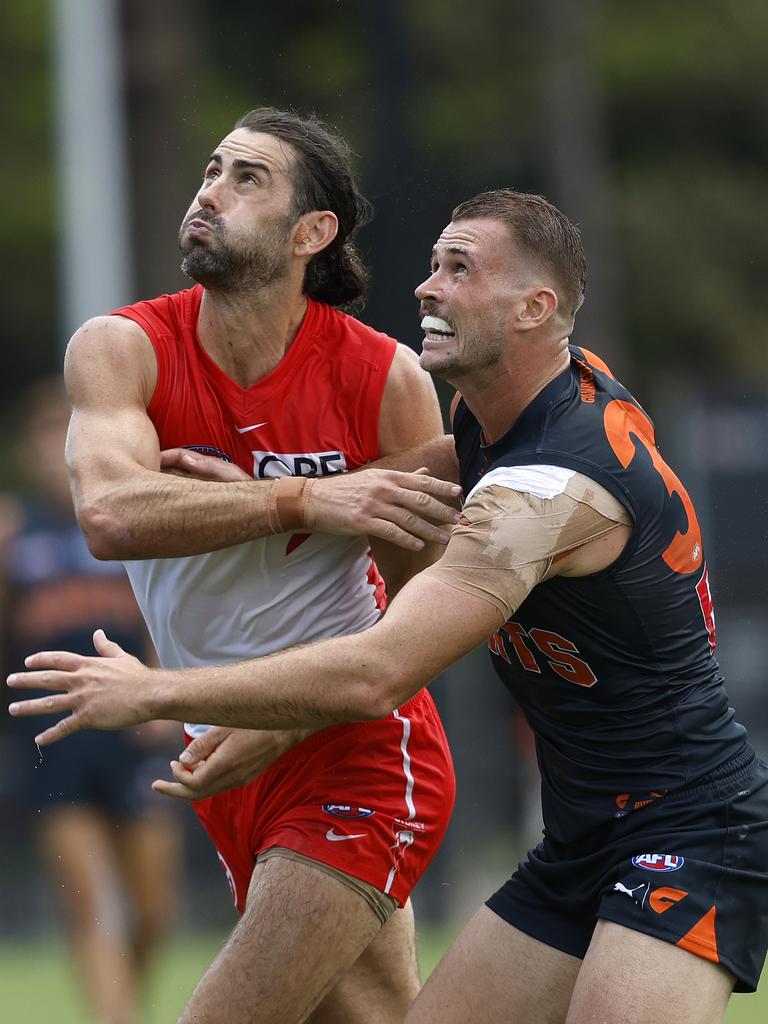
[77,499,129,560]
[350,667,420,722]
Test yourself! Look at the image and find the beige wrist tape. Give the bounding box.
[266,476,315,533]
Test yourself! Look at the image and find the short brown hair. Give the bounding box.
[452,190,587,322]
[235,107,371,308]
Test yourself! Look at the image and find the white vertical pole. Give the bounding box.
[51,0,133,356]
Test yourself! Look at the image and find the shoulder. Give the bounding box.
[378,344,443,454]
[64,315,156,405]
[381,343,440,414]
[385,343,430,390]
[65,315,155,373]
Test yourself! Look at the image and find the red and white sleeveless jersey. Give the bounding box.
[112,285,396,736]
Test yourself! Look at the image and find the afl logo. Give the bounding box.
[631,853,685,873]
[323,804,374,820]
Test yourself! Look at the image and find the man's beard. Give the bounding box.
[179,213,292,293]
[421,329,506,382]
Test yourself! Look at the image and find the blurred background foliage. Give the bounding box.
[1,0,766,413]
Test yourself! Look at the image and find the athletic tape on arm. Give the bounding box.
[423,468,631,620]
[266,476,315,533]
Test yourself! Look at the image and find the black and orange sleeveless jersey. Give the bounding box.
[453,345,749,844]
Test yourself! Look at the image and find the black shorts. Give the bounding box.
[12,709,176,819]
[487,749,768,992]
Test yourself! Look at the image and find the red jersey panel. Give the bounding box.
[111,286,397,736]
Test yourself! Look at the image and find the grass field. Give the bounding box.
[0,929,765,1022]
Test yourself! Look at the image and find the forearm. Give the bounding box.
[149,629,417,730]
[77,469,281,559]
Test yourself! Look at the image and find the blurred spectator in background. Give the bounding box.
[0,378,181,1024]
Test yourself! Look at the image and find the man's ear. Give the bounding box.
[293,211,339,257]
[516,287,558,332]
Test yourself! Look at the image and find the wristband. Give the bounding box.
[267,476,314,533]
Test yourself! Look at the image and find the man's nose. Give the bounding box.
[414,272,438,301]
[197,177,225,213]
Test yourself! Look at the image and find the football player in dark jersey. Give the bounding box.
[10,189,768,1023]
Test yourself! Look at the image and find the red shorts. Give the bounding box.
[191,689,455,914]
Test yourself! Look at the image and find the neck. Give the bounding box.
[197,276,309,388]
[456,341,570,443]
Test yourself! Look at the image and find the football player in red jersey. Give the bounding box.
[9,109,460,1024]
[13,189,768,1024]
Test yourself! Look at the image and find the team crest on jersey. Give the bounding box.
[251,450,347,479]
[322,804,375,819]
[631,853,685,873]
[182,444,233,462]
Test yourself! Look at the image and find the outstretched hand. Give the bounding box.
[7,630,155,745]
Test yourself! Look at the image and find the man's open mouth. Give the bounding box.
[421,315,455,338]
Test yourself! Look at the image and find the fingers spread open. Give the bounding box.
[7,669,76,692]
[34,713,83,746]
[8,693,74,717]
[22,650,85,672]
[92,629,127,658]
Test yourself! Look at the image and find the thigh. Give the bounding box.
[308,900,419,1024]
[267,691,455,908]
[178,851,385,1024]
[195,691,456,916]
[567,920,735,1024]
[405,906,581,1024]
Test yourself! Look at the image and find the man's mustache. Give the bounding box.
[184,210,223,230]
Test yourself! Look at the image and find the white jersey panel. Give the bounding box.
[466,464,575,503]
[124,531,381,737]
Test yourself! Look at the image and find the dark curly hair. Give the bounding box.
[235,107,372,308]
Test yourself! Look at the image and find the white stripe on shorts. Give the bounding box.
[393,706,416,820]
[384,705,417,894]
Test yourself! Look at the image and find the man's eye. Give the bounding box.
[203,168,218,181]
[455,264,468,274]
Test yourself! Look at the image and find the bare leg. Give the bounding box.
[115,811,181,975]
[405,906,582,1024]
[308,900,420,1024]
[566,920,735,1024]
[178,854,387,1024]
[39,806,139,1024]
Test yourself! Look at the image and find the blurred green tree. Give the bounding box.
[1,0,765,411]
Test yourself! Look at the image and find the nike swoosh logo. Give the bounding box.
[325,828,366,842]
[235,422,269,434]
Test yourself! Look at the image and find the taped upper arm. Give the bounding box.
[64,316,161,494]
[423,472,631,620]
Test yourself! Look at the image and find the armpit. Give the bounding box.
[422,476,631,620]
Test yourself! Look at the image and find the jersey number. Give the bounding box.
[603,400,702,575]
[489,622,598,687]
